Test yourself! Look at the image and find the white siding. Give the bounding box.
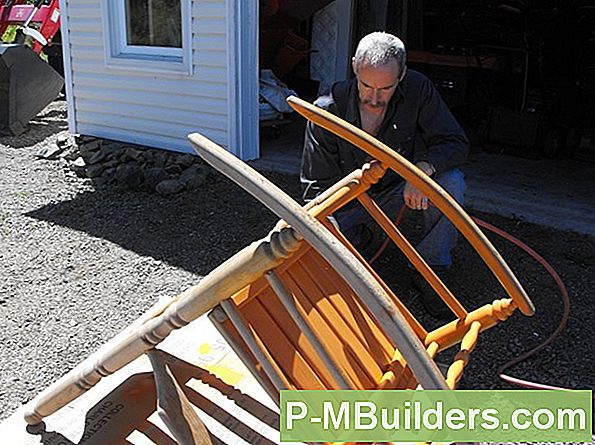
[64,0,230,154]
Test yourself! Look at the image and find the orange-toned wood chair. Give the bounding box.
[23,97,534,445]
[202,96,534,398]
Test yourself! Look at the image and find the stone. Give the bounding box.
[56,134,71,148]
[81,140,101,152]
[35,144,64,160]
[101,140,121,149]
[143,167,169,190]
[115,163,144,190]
[78,143,101,158]
[124,146,144,162]
[74,134,97,144]
[102,159,120,169]
[165,164,182,176]
[53,137,211,196]
[152,151,169,168]
[165,156,179,167]
[177,154,196,168]
[71,157,86,167]
[69,157,87,177]
[180,164,208,190]
[101,167,116,184]
[61,146,81,161]
[156,179,185,195]
[85,164,104,178]
[103,146,122,160]
[86,149,109,165]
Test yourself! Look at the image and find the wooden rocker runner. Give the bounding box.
[23,97,535,443]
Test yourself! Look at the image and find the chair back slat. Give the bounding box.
[323,220,428,339]
[357,192,468,319]
[215,244,401,390]
[265,270,354,389]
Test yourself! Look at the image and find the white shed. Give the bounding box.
[58,0,357,161]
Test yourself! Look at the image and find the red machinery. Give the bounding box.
[0,0,61,53]
[0,0,64,135]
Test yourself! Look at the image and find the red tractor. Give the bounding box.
[0,0,64,135]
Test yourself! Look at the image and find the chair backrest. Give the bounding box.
[210,159,521,396]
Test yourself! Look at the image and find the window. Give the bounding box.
[104,0,192,74]
[125,0,181,48]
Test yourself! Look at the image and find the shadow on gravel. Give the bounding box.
[0,102,68,149]
[25,174,298,277]
[24,172,595,395]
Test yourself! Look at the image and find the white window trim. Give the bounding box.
[58,0,77,133]
[102,0,193,76]
[227,0,259,160]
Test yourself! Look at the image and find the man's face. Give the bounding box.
[353,60,400,114]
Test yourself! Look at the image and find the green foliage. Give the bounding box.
[0,211,8,226]
[1,24,48,62]
[1,25,18,43]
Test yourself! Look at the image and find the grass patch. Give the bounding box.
[13,191,32,198]
[0,211,9,226]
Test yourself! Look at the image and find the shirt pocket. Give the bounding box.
[383,129,415,157]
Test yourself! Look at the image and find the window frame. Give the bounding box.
[102,0,193,75]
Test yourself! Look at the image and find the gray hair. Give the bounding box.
[353,32,406,74]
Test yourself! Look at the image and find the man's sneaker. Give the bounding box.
[412,266,453,320]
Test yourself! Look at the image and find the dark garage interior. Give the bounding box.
[257,0,595,164]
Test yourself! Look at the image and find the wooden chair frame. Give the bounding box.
[23,98,534,445]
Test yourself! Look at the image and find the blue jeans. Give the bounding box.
[335,169,466,268]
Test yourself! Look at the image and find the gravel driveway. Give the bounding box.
[1,102,593,443]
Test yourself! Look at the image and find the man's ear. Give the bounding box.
[351,57,357,75]
[399,65,408,81]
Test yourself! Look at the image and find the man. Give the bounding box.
[300,32,469,319]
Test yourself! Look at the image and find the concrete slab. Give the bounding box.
[256,135,595,237]
[463,152,595,236]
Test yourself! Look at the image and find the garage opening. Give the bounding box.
[257,0,355,171]
[257,0,595,172]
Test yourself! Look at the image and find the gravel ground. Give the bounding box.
[1,102,593,443]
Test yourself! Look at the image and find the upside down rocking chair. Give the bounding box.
[22,96,534,445]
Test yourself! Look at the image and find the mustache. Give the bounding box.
[362,99,387,108]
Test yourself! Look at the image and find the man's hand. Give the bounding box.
[404,182,429,210]
[403,161,434,210]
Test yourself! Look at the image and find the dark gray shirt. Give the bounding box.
[300,69,469,202]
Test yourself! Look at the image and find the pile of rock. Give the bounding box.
[36,134,209,195]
